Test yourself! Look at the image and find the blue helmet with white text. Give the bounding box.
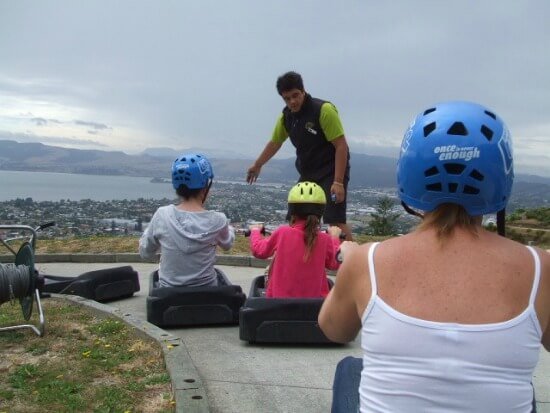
[397,101,513,216]
[171,153,213,190]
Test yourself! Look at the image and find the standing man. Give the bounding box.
[246,71,352,240]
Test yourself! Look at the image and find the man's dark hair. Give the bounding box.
[176,185,203,200]
[276,71,304,95]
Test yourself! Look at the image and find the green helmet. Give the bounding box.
[287,181,326,218]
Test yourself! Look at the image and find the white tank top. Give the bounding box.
[360,243,542,413]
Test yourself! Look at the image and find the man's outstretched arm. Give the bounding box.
[246,140,282,183]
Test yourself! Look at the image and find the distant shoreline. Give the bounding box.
[150,177,170,183]
[0,170,548,208]
[149,176,289,187]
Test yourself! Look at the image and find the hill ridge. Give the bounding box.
[1,139,550,191]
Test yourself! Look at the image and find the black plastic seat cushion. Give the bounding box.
[146,269,246,327]
[239,275,336,344]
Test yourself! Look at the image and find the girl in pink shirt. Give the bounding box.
[249,182,342,298]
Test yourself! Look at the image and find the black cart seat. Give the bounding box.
[239,275,337,344]
[146,269,246,327]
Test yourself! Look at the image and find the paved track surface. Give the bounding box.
[38,262,550,413]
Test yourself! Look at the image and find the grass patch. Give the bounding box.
[0,299,174,413]
[32,233,392,256]
[28,226,550,255]
[35,235,140,254]
[507,227,550,249]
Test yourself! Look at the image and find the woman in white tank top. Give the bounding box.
[319,101,550,413]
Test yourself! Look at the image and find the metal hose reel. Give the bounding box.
[0,225,45,337]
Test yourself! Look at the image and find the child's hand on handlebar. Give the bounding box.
[244,223,267,237]
[327,226,342,239]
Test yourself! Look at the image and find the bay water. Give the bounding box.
[0,170,176,201]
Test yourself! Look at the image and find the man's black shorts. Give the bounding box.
[298,174,348,224]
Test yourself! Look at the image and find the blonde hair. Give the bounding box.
[418,203,479,241]
[290,215,320,261]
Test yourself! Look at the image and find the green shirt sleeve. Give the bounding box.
[320,102,345,141]
[270,113,288,144]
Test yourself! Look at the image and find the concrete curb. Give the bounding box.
[53,294,210,413]
[0,253,270,268]
[1,253,338,277]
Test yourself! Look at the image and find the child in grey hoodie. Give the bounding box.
[139,153,235,287]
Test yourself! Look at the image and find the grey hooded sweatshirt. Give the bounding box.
[139,205,235,287]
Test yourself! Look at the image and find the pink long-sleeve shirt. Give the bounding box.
[249,221,341,298]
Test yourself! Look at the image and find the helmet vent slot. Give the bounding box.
[426,183,442,192]
[469,169,484,181]
[480,125,493,141]
[423,122,436,137]
[443,163,466,175]
[447,122,468,136]
[423,108,436,116]
[448,183,458,193]
[484,110,496,120]
[463,185,480,195]
[424,166,439,177]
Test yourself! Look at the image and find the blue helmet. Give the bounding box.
[397,101,513,216]
[171,153,214,190]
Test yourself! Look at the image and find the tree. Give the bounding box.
[368,197,400,236]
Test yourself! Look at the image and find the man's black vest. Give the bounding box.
[282,94,349,181]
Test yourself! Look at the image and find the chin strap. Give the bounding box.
[496,208,506,237]
[401,202,424,219]
[202,180,213,204]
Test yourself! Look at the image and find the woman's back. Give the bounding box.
[356,229,549,412]
[371,229,539,324]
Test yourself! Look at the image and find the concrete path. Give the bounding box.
[37,262,550,413]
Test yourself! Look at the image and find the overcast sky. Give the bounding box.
[1,1,549,176]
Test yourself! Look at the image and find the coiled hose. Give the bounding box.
[0,264,31,304]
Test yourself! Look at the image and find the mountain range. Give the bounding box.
[0,139,402,187]
[1,140,550,200]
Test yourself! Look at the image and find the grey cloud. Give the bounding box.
[74,120,110,130]
[30,117,48,126]
[0,130,108,148]
[29,117,63,126]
